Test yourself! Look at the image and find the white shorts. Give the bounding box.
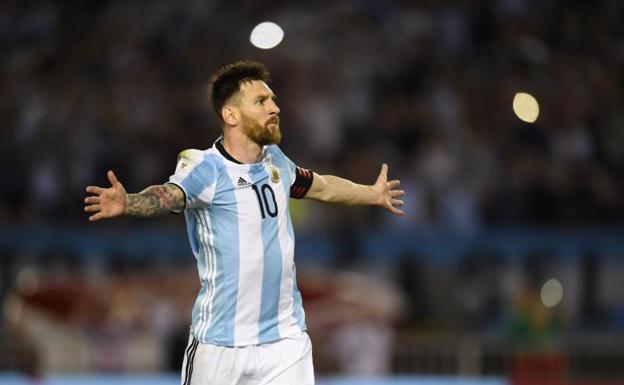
[180,331,314,385]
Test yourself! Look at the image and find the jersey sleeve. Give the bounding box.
[166,149,218,211]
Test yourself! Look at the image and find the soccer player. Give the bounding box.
[84,61,405,385]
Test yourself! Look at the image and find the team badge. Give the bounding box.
[268,165,280,183]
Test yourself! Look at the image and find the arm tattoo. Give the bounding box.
[124,184,184,217]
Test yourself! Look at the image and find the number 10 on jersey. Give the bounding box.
[252,184,278,218]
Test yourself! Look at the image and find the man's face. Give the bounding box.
[235,80,281,146]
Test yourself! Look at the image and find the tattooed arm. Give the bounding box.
[84,170,185,221]
[124,184,185,217]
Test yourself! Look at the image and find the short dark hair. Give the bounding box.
[209,60,270,121]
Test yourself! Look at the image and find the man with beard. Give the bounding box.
[84,61,405,385]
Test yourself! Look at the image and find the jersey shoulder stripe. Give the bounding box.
[168,148,224,209]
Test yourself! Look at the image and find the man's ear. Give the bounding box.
[222,105,239,126]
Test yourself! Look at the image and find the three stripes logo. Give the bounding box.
[237,177,252,188]
[182,338,199,385]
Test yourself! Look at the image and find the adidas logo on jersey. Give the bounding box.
[237,177,251,188]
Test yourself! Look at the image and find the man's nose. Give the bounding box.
[268,99,280,115]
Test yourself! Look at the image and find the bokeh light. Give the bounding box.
[512,92,540,123]
[540,278,564,308]
[250,22,284,49]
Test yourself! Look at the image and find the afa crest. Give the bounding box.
[267,165,280,183]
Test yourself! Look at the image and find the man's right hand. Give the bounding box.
[84,170,127,222]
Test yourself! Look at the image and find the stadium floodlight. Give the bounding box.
[250,22,284,49]
[513,92,540,123]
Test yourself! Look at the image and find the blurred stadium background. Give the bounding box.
[1,0,624,384]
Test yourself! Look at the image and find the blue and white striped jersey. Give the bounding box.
[167,138,307,347]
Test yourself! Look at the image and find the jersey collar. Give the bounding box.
[215,138,243,164]
[213,136,268,165]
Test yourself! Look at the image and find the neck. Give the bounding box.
[221,130,263,164]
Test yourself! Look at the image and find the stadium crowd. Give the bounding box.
[1,0,623,229]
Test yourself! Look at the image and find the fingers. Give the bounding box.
[86,186,104,195]
[375,163,389,185]
[107,170,119,187]
[89,212,104,222]
[86,171,120,194]
[380,163,388,177]
[86,171,120,221]
[84,204,101,213]
[387,179,400,190]
[388,206,405,216]
[84,196,100,204]
[377,165,406,216]
[385,198,404,216]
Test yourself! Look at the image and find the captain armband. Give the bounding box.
[290,167,314,199]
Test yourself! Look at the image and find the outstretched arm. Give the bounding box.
[304,164,405,216]
[84,170,185,221]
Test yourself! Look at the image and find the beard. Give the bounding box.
[241,113,282,146]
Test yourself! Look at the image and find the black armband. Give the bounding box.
[290,167,314,199]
